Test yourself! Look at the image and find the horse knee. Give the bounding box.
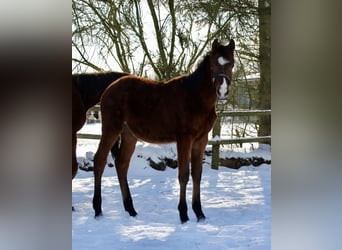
[178,171,189,185]
[94,151,107,167]
[191,170,202,184]
[72,166,78,179]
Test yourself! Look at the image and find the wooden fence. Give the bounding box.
[209,109,271,169]
[77,106,271,169]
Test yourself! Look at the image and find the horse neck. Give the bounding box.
[186,56,218,108]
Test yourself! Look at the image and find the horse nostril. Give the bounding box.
[217,88,229,99]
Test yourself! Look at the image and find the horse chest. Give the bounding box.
[184,109,217,136]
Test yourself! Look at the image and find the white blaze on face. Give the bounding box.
[217,56,230,98]
[218,56,230,66]
[219,77,228,98]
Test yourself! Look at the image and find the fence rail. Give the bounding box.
[208,135,271,145]
[216,109,271,117]
[77,108,271,169]
[210,109,271,169]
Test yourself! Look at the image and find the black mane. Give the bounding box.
[181,54,210,92]
[74,71,129,100]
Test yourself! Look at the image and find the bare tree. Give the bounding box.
[72,0,235,80]
[72,0,271,141]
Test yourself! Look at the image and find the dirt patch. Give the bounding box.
[146,155,271,171]
[220,156,271,169]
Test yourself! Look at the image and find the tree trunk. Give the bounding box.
[258,0,271,140]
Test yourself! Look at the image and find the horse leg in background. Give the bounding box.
[110,137,121,160]
[72,83,86,179]
[72,132,78,179]
[93,127,122,217]
[191,135,208,221]
[72,132,78,211]
[176,137,193,223]
[115,127,138,217]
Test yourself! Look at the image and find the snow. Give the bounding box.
[78,123,102,135]
[73,124,271,250]
[211,135,222,142]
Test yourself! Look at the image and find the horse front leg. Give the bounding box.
[191,135,208,221]
[177,137,192,223]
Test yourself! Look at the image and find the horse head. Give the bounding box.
[210,39,235,99]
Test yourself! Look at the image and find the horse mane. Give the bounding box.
[181,53,210,92]
[76,71,128,92]
[74,71,129,101]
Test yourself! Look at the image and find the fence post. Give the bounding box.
[211,114,221,170]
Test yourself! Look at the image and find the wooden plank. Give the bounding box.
[208,136,271,145]
[218,109,271,117]
[90,105,101,112]
[77,133,101,140]
[210,110,271,169]
[209,136,271,169]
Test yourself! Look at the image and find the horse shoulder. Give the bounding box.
[208,110,218,127]
[195,109,217,134]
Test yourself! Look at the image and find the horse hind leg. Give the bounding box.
[72,133,78,211]
[176,137,192,223]
[92,125,122,217]
[72,132,78,179]
[115,127,138,217]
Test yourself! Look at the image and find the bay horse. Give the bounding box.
[72,71,129,180]
[93,39,235,223]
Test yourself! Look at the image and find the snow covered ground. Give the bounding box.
[73,124,271,250]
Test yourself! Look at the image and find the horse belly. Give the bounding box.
[134,131,176,144]
[126,109,178,143]
[121,91,179,143]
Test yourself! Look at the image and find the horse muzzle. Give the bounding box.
[212,73,231,100]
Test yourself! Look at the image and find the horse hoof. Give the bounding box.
[128,210,137,217]
[181,218,189,224]
[197,215,206,222]
[180,215,189,223]
[94,211,103,218]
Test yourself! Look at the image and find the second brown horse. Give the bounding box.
[93,39,235,223]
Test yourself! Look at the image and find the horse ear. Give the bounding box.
[227,39,235,51]
[212,39,220,50]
